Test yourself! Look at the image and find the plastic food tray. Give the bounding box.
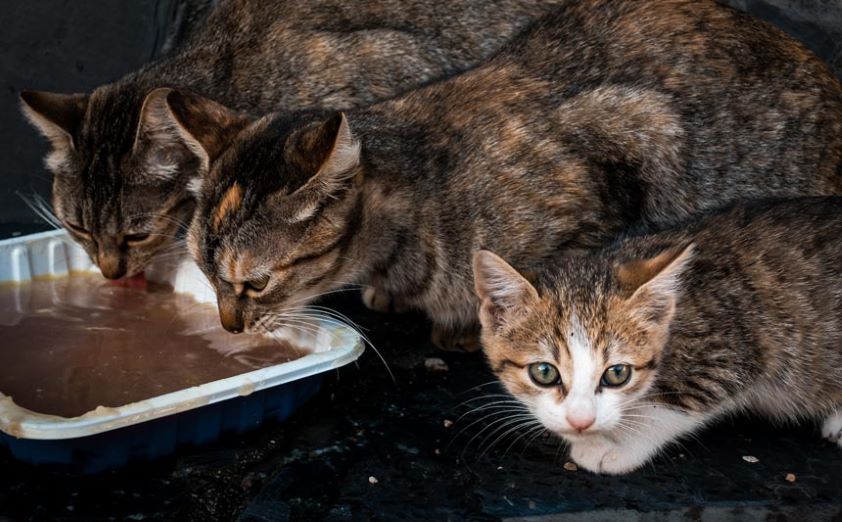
[0,230,364,472]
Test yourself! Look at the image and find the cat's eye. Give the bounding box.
[528,362,561,387]
[124,233,151,244]
[601,364,632,387]
[245,275,270,292]
[65,221,90,238]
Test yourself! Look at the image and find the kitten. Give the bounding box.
[473,197,842,474]
[173,0,841,347]
[19,0,566,280]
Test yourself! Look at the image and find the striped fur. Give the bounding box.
[188,0,841,343]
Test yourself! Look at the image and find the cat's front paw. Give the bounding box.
[821,411,842,448]
[361,286,407,313]
[569,438,647,475]
[597,447,649,475]
[431,324,481,352]
[569,440,610,474]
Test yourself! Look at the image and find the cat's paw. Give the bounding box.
[361,286,407,313]
[569,438,647,475]
[821,411,842,447]
[597,447,649,475]
[431,325,481,352]
[568,439,611,474]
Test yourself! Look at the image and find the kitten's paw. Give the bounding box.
[569,439,646,475]
[821,411,842,447]
[569,440,611,474]
[597,448,649,475]
[361,286,407,313]
[431,325,481,352]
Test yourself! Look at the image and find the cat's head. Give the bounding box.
[185,112,364,333]
[472,245,693,442]
[20,87,247,279]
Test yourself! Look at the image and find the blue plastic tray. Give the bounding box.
[0,375,322,473]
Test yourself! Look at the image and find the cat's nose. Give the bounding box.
[97,252,126,279]
[218,298,245,334]
[566,413,595,432]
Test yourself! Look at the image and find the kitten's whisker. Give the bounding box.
[478,419,543,459]
[459,414,536,461]
[456,402,528,423]
[452,394,520,409]
[446,409,527,450]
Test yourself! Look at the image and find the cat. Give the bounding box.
[19,0,566,280]
[472,196,842,474]
[164,0,841,348]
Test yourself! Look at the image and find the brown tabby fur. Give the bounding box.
[19,0,566,279]
[181,0,841,346]
[473,197,842,474]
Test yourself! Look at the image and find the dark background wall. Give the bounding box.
[1,0,839,228]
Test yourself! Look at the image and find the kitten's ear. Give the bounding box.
[20,90,89,149]
[617,243,695,332]
[283,113,361,222]
[473,250,539,331]
[134,88,248,186]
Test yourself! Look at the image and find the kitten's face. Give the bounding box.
[20,88,244,279]
[473,247,691,442]
[187,113,363,333]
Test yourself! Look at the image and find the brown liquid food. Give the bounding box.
[0,274,308,418]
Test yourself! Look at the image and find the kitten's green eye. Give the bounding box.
[601,364,631,387]
[528,362,561,387]
[246,275,270,292]
[124,233,151,244]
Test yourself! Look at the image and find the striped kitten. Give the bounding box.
[19,0,565,280]
[176,0,841,347]
[473,197,842,474]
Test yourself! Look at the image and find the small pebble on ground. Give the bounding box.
[742,455,759,463]
[786,473,797,482]
[424,357,449,372]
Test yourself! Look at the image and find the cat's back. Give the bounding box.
[633,198,842,350]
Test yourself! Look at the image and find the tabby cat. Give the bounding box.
[169,0,840,347]
[19,0,565,279]
[473,197,842,474]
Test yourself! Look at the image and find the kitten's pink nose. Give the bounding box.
[566,414,595,432]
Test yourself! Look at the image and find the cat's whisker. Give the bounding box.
[452,394,520,409]
[265,309,394,381]
[455,402,528,423]
[478,419,543,459]
[446,408,528,449]
[459,414,537,461]
[18,192,63,230]
[506,425,548,458]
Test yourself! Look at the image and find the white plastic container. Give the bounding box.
[0,229,363,471]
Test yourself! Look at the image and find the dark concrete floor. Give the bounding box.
[0,287,840,521]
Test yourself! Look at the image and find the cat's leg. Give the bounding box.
[430,323,481,352]
[361,285,408,314]
[821,410,842,447]
[569,406,703,475]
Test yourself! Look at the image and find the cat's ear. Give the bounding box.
[282,113,361,222]
[617,243,695,333]
[134,88,248,186]
[20,90,89,150]
[473,250,539,331]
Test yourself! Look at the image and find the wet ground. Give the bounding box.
[0,285,840,521]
